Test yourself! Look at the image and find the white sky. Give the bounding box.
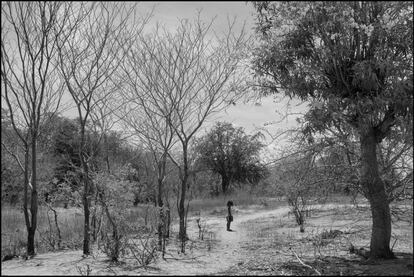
[56,1,309,158]
[137,2,309,148]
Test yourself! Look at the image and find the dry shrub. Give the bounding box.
[127,233,158,267]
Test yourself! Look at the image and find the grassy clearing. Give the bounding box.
[222,202,413,276]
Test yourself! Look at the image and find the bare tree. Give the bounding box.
[125,14,251,252]
[55,2,148,255]
[119,33,180,250]
[1,2,74,257]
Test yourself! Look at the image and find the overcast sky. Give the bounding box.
[58,1,309,158]
[135,2,308,148]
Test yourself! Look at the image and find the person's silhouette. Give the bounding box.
[226,200,234,231]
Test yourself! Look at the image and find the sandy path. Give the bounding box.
[153,206,291,275]
[1,206,291,276]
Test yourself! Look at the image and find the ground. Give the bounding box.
[1,202,413,276]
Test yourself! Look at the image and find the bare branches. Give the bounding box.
[289,247,322,276]
[1,1,77,257]
[1,2,65,141]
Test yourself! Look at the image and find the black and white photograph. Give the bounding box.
[1,1,413,275]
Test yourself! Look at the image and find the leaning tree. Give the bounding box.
[251,1,413,259]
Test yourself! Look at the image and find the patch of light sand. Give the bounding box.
[1,206,294,276]
[153,207,291,275]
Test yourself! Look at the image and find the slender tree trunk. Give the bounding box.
[27,137,38,256]
[164,197,171,238]
[178,146,189,253]
[102,200,119,262]
[157,175,164,250]
[82,161,90,255]
[51,206,62,249]
[22,145,32,256]
[221,174,230,194]
[80,127,90,255]
[178,176,188,253]
[360,127,394,259]
[104,133,110,173]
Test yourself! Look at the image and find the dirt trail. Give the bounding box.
[0,206,291,276]
[154,206,291,275]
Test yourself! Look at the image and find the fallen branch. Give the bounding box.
[289,247,321,276]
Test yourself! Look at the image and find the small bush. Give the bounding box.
[128,233,158,267]
[101,231,128,262]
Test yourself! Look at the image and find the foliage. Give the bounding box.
[94,170,136,262]
[195,122,269,194]
[119,154,157,205]
[251,1,413,258]
[252,0,413,143]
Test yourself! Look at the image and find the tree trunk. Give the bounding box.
[221,174,230,194]
[28,137,38,256]
[165,199,171,238]
[178,146,189,253]
[82,163,90,255]
[178,176,187,253]
[157,176,164,250]
[80,127,90,256]
[22,146,32,256]
[104,133,110,173]
[360,127,394,259]
[52,207,62,249]
[102,200,119,262]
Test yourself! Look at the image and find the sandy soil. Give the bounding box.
[1,206,290,275]
[151,206,291,275]
[1,203,412,276]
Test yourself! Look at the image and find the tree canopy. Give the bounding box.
[195,122,268,194]
[251,1,413,259]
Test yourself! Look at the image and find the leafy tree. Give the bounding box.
[252,1,413,259]
[195,122,268,194]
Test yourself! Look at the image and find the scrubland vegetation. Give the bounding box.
[1,1,413,276]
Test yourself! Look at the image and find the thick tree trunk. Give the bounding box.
[360,128,394,259]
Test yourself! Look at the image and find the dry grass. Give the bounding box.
[223,202,413,276]
[1,204,159,260]
[1,189,272,260]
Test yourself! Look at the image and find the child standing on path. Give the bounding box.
[226,200,234,231]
